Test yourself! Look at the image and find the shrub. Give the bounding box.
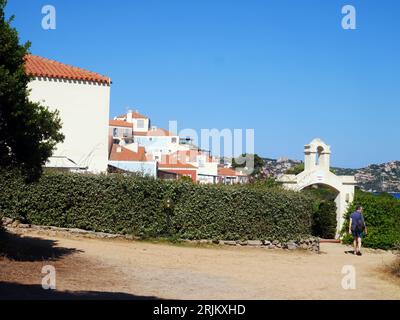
[302,187,337,239]
[311,201,337,239]
[0,170,314,241]
[341,190,400,249]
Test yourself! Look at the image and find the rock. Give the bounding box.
[248,240,263,247]
[224,241,238,246]
[11,220,20,228]
[300,244,309,250]
[212,240,220,245]
[238,240,248,246]
[1,217,13,226]
[272,240,279,246]
[267,245,276,249]
[262,240,272,246]
[17,223,31,229]
[287,242,298,250]
[198,240,211,244]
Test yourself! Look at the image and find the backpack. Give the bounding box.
[354,215,365,233]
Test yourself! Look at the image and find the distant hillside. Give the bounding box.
[262,158,400,192]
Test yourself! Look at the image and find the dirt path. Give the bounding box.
[1,228,399,300]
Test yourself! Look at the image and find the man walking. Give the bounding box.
[349,206,367,256]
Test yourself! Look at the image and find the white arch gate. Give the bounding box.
[278,138,357,238]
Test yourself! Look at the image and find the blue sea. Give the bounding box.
[373,192,400,199]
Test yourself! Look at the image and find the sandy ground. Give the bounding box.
[1,228,399,300]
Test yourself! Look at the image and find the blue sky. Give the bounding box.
[5,0,400,168]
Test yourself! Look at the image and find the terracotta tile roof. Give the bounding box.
[117,111,148,119]
[109,145,147,162]
[109,120,133,128]
[158,154,198,169]
[158,163,197,169]
[24,54,111,85]
[218,167,247,177]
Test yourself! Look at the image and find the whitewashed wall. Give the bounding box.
[28,77,110,173]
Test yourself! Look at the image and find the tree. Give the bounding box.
[285,163,305,175]
[232,153,265,179]
[0,0,64,180]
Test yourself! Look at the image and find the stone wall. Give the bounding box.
[1,217,320,253]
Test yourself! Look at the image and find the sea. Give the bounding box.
[374,192,400,200]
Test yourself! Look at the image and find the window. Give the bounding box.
[113,128,118,137]
[123,129,130,137]
[198,157,205,167]
[137,119,145,129]
[316,146,324,166]
[171,137,177,143]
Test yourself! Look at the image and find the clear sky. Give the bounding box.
[5,0,400,168]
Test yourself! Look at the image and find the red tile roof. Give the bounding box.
[109,120,133,128]
[158,154,198,169]
[109,145,147,162]
[25,55,111,85]
[218,167,247,177]
[158,163,197,169]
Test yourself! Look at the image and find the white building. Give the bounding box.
[25,55,111,173]
[278,138,357,238]
[109,110,222,183]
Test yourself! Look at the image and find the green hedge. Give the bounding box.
[0,170,314,241]
[341,190,400,249]
[311,201,337,239]
[301,187,338,239]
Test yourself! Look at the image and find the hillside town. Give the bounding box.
[108,110,249,184]
[24,54,248,184]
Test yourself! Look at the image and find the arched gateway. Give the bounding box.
[278,138,357,238]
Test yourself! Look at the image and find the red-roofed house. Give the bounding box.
[108,109,221,183]
[218,167,249,184]
[115,110,150,133]
[25,55,111,172]
[108,144,157,177]
[158,160,198,182]
[109,119,134,144]
[159,150,219,184]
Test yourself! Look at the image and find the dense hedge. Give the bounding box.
[301,187,338,239]
[341,190,400,249]
[311,201,337,239]
[0,170,314,241]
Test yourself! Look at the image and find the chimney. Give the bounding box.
[127,109,133,123]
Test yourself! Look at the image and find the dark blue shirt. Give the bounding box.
[350,211,365,231]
